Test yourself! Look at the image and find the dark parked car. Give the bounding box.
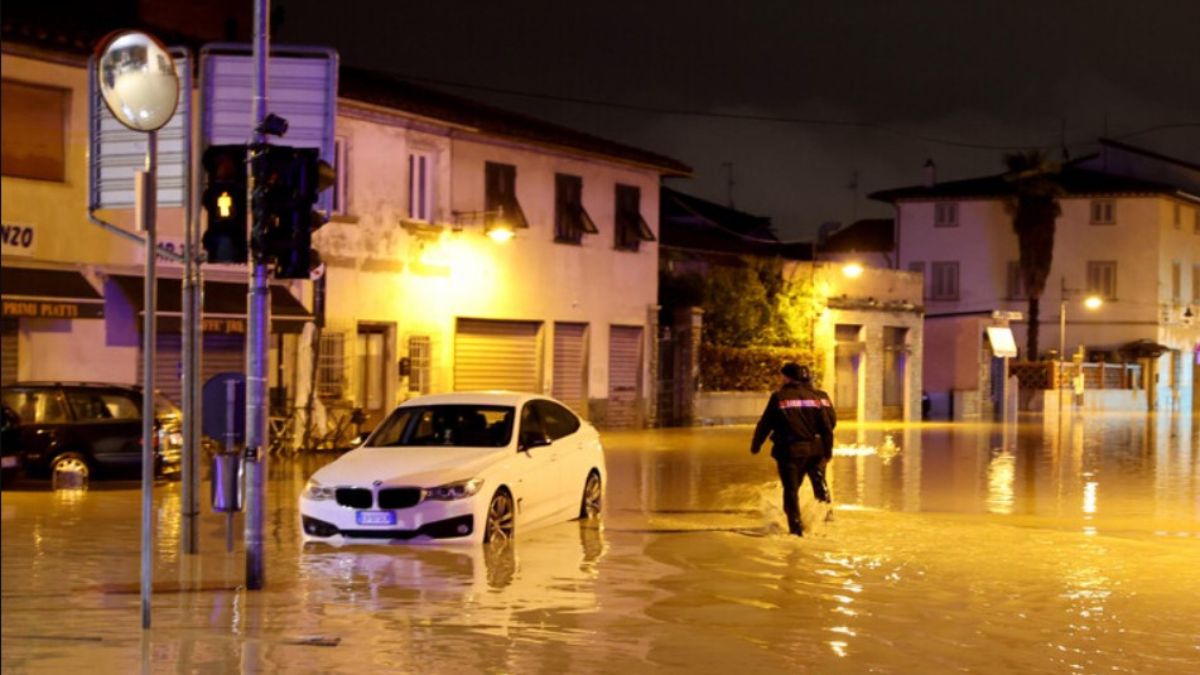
[1,382,183,482]
[2,405,21,485]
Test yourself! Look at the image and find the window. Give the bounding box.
[2,389,68,424]
[1193,264,1200,302]
[1086,261,1118,300]
[407,151,433,222]
[1171,262,1182,302]
[1194,208,1199,234]
[408,335,431,394]
[331,137,349,215]
[1,80,68,182]
[484,162,529,230]
[614,184,655,251]
[930,262,959,300]
[554,173,598,244]
[1006,261,1027,300]
[907,261,925,298]
[933,202,958,227]
[317,332,347,400]
[532,400,580,440]
[356,325,388,413]
[66,391,139,421]
[1090,199,1115,225]
[368,405,514,448]
[1173,203,1182,229]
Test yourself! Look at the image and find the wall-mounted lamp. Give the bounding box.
[452,206,517,244]
[842,262,864,278]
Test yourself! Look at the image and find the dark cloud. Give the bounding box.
[278,0,1200,239]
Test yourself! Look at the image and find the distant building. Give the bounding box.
[816,218,895,270]
[1,9,690,431]
[658,189,923,424]
[872,140,1200,417]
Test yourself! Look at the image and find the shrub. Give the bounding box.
[699,344,824,391]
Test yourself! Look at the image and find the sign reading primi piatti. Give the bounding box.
[2,299,104,319]
[1,223,37,257]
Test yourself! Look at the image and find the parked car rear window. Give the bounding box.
[2,389,69,424]
[367,405,514,448]
[67,390,140,421]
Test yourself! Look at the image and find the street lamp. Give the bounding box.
[95,29,179,632]
[452,206,516,243]
[1058,276,1103,420]
[842,261,864,278]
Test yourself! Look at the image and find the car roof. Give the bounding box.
[395,391,558,408]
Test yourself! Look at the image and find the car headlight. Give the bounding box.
[303,479,336,501]
[425,478,484,501]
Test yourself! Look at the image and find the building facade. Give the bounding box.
[873,141,1200,417]
[1,26,689,431]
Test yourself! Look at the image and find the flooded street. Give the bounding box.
[3,416,1198,673]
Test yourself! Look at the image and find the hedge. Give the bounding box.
[699,344,823,392]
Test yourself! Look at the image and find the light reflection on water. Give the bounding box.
[1,415,1198,672]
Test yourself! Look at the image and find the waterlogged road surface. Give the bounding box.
[2,415,1198,673]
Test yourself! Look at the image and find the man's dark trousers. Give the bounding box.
[774,445,830,535]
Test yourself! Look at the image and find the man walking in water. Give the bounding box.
[750,362,836,536]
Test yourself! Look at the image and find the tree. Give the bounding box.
[1003,150,1063,359]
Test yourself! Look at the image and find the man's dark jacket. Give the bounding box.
[751,380,837,460]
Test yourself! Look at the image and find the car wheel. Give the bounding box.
[50,452,90,490]
[483,489,515,545]
[579,470,602,520]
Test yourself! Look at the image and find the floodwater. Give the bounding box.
[2,415,1198,673]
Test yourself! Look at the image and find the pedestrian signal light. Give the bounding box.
[201,144,249,263]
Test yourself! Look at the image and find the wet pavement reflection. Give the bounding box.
[3,415,1198,673]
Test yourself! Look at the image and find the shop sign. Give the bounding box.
[2,299,104,319]
[1,223,37,257]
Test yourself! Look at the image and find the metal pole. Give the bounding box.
[1058,276,1066,424]
[245,0,270,591]
[137,131,159,630]
[181,82,199,555]
[226,378,237,553]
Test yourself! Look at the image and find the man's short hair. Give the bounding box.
[781,362,811,382]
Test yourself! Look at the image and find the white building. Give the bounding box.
[872,141,1200,417]
[1,28,690,431]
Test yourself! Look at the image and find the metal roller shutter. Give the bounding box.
[608,325,643,428]
[552,322,588,416]
[138,333,184,405]
[455,318,542,392]
[2,319,18,386]
[139,333,245,406]
[202,334,245,388]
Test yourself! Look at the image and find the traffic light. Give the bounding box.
[250,144,335,279]
[201,144,249,263]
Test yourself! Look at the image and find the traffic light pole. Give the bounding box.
[245,0,270,590]
[181,86,200,556]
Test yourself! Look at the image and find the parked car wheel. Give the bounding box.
[483,489,515,545]
[50,452,90,490]
[580,471,602,520]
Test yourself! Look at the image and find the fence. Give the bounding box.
[1009,361,1142,391]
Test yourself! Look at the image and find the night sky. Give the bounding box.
[276,0,1200,241]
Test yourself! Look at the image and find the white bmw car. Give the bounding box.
[299,392,606,545]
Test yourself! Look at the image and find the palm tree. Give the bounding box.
[1003,150,1063,360]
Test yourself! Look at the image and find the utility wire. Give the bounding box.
[392,71,1200,154]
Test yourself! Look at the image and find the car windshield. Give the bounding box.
[367,404,515,448]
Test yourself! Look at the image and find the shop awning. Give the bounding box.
[1,266,104,319]
[108,275,313,334]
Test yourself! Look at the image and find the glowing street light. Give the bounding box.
[842,262,864,278]
[1058,278,1104,420]
[1083,295,1103,310]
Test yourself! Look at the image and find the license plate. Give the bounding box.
[1,456,16,469]
[356,511,396,526]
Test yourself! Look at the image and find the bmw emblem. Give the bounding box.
[373,480,383,487]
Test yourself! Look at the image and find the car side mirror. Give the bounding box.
[519,432,552,452]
